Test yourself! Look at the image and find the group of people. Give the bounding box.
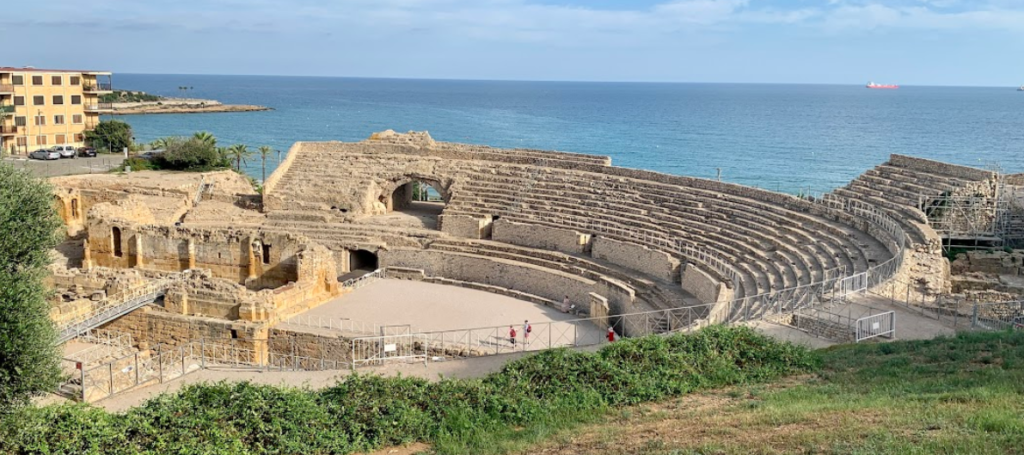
[507,317,617,348]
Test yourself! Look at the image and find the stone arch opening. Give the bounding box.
[349,249,378,272]
[112,227,123,258]
[376,177,449,230]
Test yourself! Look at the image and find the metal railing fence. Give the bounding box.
[341,268,387,290]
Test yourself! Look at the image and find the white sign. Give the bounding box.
[384,343,397,353]
[871,322,880,330]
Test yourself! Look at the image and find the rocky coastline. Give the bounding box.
[110,97,272,115]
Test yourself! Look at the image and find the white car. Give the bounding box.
[52,145,77,159]
[29,149,60,160]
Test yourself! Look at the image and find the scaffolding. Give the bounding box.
[922,171,1024,251]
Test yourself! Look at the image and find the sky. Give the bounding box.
[4,0,1024,85]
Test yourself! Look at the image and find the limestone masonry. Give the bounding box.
[46,130,1024,401]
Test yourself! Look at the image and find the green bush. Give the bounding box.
[154,138,228,171]
[0,326,814,454]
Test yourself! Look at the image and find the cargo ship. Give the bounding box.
[866,81,899,89]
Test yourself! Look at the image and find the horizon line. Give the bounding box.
[109,72,1018,89]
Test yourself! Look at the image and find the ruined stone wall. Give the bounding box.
[591,237,680,283]
[890,154,996,182]
[380,248,599,311]
[267,328,353,365]
[681,263,733,305]
[492,219,589,254]
[100,307,269,352]
[438,214,493,239]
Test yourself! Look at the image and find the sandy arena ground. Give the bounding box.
[290,279,589,333]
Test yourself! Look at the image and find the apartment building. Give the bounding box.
[0,67,113,155]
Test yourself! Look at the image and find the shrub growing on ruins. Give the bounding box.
[154,137,229,171]
[0,164,65,411]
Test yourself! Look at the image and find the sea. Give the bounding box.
[106,74,1024,194]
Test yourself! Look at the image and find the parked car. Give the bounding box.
[29,149,60,160]
[77,147,97,158]
[53,145,76,158]
[138,149,165,160]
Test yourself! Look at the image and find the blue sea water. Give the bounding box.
[107,74,1024,193]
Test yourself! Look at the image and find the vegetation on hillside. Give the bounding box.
[99,90,163,103]
[0,326,813,454]
[0,165,65,411]
[527,329,1024,455]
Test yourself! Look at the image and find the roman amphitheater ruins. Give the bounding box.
[47,130,1024,402]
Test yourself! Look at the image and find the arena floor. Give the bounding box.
[290,279,593,333]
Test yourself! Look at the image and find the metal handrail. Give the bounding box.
[57,280,170,343]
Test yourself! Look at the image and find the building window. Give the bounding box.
[14,116,25,127]
[262,244,271,264]
[51,76,62,85]
[70,76,80,85]
[12,75,23,85]
[75,133,84,142]
[34,116,46,126]
[31,76,43,86]
[72,114,83,124]
[16,137,27,146]
[13,96,24,106]
[112,227,123,257]
[55,134,66,144]
[71,95,81,105]
[32,96,44,106]
[53,95,64,105]
[71,199,79,218]
[36,135,47,146]
[54,115,65,125]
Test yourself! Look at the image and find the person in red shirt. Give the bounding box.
[607,327,616,342]
[509,325,517,347]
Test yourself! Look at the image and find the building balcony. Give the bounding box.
[0,105,13,116]
[0,84,13,94]
[83,83,113,93]
[0,124,17,135]
[84,103,113,113]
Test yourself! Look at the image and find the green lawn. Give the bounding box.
[524,330,1024,454]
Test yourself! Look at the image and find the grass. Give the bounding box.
[0,326,813,455]
[523,329,1024,454]
[5,328,1021,454]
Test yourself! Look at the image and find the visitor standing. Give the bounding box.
[509,325,517,347]
[563,295,571,312]
[523,320,532,345]
[607,327,616,343]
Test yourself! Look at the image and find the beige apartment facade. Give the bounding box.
[0,67,113,155]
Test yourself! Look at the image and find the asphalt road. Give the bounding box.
[3,154,126,178]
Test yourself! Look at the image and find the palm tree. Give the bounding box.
[149,137,174,150]
[226,144,253,172]
[257,146,273,184]
[193,131,216,147]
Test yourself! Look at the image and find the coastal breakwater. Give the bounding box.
[111,98,272,115]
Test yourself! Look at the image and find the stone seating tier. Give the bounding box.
[266,147,894,300]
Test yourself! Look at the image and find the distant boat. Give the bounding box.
[1018,85,1024,91]
[867,81,899,89]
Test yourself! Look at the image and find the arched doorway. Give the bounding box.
[376,178,448,229]
[349,249,378,272]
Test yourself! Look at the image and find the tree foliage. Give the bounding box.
[153,137,228,171]
[0,164,64,411]
[84,120,133,153]
[226,144,253,172]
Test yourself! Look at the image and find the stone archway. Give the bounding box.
[373,176,451,230]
